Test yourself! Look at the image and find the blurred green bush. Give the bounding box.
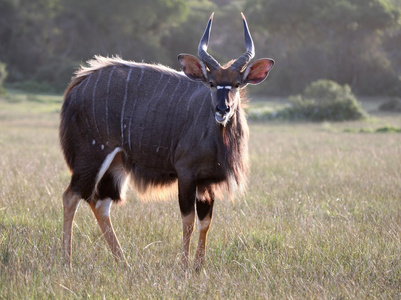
[248,80,368,122]
[288,80,368,121]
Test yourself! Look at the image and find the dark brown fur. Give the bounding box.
[60,14,273,269]
[60,57,248,202]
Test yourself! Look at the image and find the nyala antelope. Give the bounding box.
[60,13,274,270]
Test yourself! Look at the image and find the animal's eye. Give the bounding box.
[209,82,215,88]
[235,82,241,88]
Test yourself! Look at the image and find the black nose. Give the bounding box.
[216,104,230,114]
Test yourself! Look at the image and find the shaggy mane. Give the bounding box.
[64,55,181,97]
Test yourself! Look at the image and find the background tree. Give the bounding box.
[244,0,401,95]
[0,0,190,91]
[0,0,400,96]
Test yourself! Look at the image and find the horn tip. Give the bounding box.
[241,12,246,20]
[210,12,214,20]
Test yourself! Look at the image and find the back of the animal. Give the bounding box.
[60,58,208,200]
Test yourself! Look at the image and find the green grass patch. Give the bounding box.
[1,91,400,298]
[344,125,401,133]
[0,89,62,114]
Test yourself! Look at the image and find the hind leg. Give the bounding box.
[90,151,130,266]
[62,185,81,268]
[194,186,215,271]
[89,198,128,266]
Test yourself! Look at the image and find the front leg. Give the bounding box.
[194,186,215,271]
[178,176,196,269]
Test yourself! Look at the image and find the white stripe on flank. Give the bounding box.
[82,74,92,130]
[186,88,202,114]
[200,112,212,140]
[128,68,145,151]
[167,80,191,159]
[155,77,182,151]
[193,93,209,126]
[121,68,133,145]
[92,69,102,139]
[81,74,91,94]
[151,73,164,99]
[106,66,117,140]
[144,76,171,152]
[217,86,232,90]
[95,147,123,189]
[137,72,165,152]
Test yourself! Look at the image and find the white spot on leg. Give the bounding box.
[182,212,195,227]
[95,200,102,210]
[92,139,96,145]
[198,217,211,231]
[95,198,112,217]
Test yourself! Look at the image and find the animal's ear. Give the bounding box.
[178,54,208,82]
[242,58,274,85]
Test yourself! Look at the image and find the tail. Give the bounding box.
[59,88,81,171]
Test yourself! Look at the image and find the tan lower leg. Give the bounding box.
[89,199,127,264]
[62,187,80,267]
[181,211,195,268]
[195,215,211,270]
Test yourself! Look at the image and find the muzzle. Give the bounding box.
[215,86,232,125]
[215,104,230,124]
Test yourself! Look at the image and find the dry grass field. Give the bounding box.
[0,91,400,299]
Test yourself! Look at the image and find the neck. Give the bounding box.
[218,105,249,194]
